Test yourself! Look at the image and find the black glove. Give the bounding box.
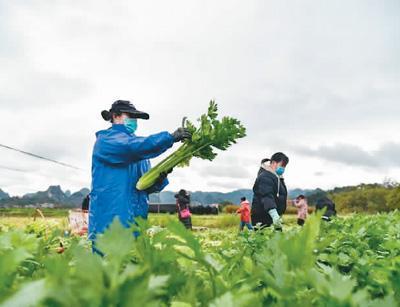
[158,168,173,181]
[172,128,192,142]
[145,169,173,194]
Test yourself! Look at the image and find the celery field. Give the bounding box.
[1,212,399,307]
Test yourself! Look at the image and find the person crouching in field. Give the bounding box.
[236,197,253,231]
[175,189,192,230]
[316,197,337,221]
[292,194,308,226]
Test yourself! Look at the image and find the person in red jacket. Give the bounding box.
[236,197,253,231]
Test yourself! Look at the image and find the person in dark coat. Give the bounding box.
[175,189,192,230]
[251,152,289,231]
[316,197,337,221]
[81,194,90,211]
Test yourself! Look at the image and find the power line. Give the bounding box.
[0,143,84,171]
[0,164,28,173]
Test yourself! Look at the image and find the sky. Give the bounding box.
[0,0,399,196]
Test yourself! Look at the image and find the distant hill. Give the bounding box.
[0,189,10,201]
[0,186,90,208]
[1,182,396,213]
[4,184,389,208]
[1,186,324,207]
[68,188,91,206]
[150,188,325,205]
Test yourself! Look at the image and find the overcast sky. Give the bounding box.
[0,0,399,196]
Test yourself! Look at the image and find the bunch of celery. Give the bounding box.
[136,101,246,190]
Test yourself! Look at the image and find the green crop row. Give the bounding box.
[0,212,399,306]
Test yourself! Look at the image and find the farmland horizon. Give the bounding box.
[0,179,393,198]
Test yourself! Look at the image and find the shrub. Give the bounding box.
[224,205,240,214]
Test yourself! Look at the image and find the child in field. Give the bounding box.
[236,197,253,231]
[292,194,308,226]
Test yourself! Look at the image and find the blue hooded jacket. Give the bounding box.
[89,124,175,240]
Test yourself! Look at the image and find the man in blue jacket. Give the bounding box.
[89,100,191,243]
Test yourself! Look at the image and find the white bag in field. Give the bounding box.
[68,209,88,235]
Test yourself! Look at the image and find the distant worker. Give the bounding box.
[251,152,289,231]
[236,197,253,231]
[81,194,90,211]
[175,189,192,230]
[292,194,308,226]
[316,197,337,221]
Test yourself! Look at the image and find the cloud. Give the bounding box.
[23,136,82,162]
[0,164,29,173]
[291,142,400,168]
[198,164,251,179]
[206,180,245,190]
[0,0,399,194]
[0,69,91,109]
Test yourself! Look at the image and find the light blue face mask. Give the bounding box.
[276,166,285,176]
[123,118,138,134]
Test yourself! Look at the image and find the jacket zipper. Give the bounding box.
[277,176,280,197]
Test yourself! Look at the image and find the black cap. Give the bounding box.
[101,100,150,121]
[175,189,189,198]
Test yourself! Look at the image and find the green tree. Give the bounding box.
[387,187,400,211]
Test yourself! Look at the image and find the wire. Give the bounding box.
[0,143,84,171]
[0,164,28,173]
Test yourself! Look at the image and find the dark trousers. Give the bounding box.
[239,221,253,231]
[179,217,192,230]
